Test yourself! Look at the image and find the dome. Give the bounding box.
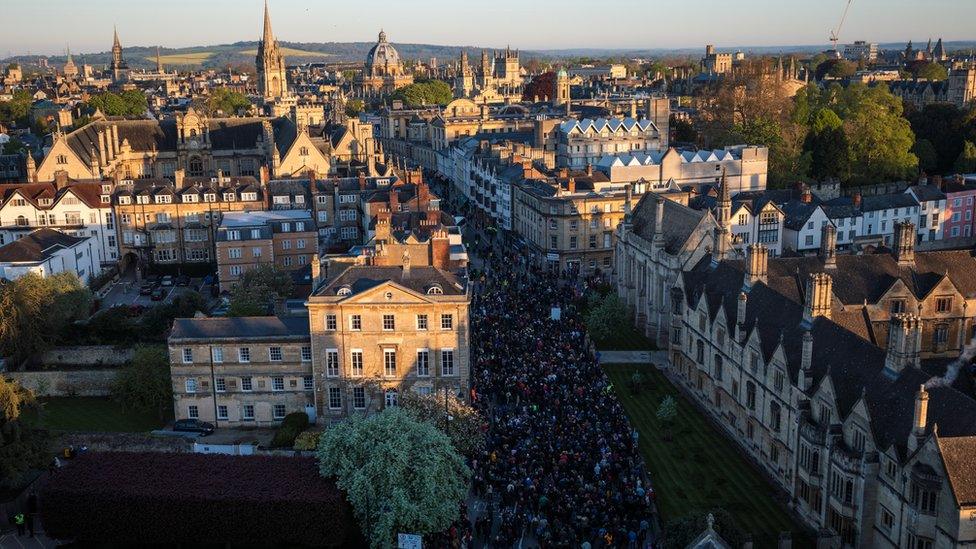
[365,29,402,75]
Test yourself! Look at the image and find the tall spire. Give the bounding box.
[156,46,163,73]
[262,0,274,46]
[113,25,121,48]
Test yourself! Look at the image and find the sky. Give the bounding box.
[2,0,975,56]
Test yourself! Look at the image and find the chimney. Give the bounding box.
[559,167,569,179]
[308,169,318,200]
[800,330,814,391]
[358,172,367,191]
[173,168,185,191]
[97,129,108,166]
[932,174,943,190]
[401,250,411,278]
[852,192,862,209]
[389,187,399,212]
[111,124,120,158]
[893,221,916,266]
[803,273,833,322]
[375,209,391,242]
[819,224,837,267]
[653,194,664,238]
[54,170,69,190]
[567,176,576,194]
[259,165,270,186]
[311,252,321,287]
[801,188,812,203]
[909,384,929,454]
[745,244,768,288]
[522,159,533,179]
[585,163,593,177]
[884,314,922,378]
[417,179,430,209]
[737,291,748,342]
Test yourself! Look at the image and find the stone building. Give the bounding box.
[701,45,733,74]
[215,210,316,287]
[109,27,129,84]
[668,244,976,547]
[556,104,670,169]
[256,0,289,101]
[306,262,471,419]
[596,145,768,193]
[357,30,414,95]
[169,316,314,426]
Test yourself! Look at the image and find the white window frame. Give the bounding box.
[326,349,340,377]
[182,348,193,363]
[441,349,456,376]
[238,347,250,363]
[351,349,363,377]
[185,378,197,393]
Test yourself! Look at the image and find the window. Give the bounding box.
[252,247,262,258]
[384,349,397,377]
[934,324,949,346]
[441,349,455,376]
[241,376,253,392]
[440,314,454,330]
[269,346,282,361]
[182,348,193,363]
[217,405,228,420]
[749,352,759,374]
[852,428,866,452]
[417,349,430,376]
[325,314,336,331]
[879,507,894,532]
[384,389,398,408]
[908,534,934,549]
[911,483,938,515]
[417,314,428,330]
[282,240,292,250]
[301,346,312,362]
[272,376,284,391]
[326,349,339,377]
[936,297,952,313]
[382,314,395,331]
[353,387,366,409]
[185,379,197,393]
[805,235,814,247]
[890,299,906,314]
[351,350,363,377]
[770,402,782,432]
[188,405,199,419]
[238,347,250,362]
[328,387,342,409]
[242,405,255,420]
[774,369,784,392]
[350,315,362,331]
[303,375,314,390]
[215,378,226,392]
[746,382,756,411]
[714,355,723,381]
[273,404,286,419]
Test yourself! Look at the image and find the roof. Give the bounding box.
[0,181,104,211]
[938,436,976,506]
[169,316,310,341]
[860,193,918,212]
[631,193,710,255]
[219,209,313,228]
[907,184,946,203]
[0,228,86,263]
[317,265,465,297]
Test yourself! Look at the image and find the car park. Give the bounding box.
[176,274,190,286]
[139,283,155,295]
[161,275,174,286]
[151,287,165,301]
[173,419,215,436]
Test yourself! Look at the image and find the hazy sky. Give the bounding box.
[2,0,974,56]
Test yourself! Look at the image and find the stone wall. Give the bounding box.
[6,369,119,397]
[40,345,134,367]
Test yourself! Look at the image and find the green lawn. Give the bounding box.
[40,397,167,433]
[605,364,808,546]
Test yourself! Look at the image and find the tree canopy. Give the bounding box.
[0,90,33,128]
[317,408,469,548]
[87,90,148,117]
[195,87,251,117]
[909,61,948,81]
[228,265,293,317]
[112,345,173,419]
[0,376,47,487]
[815,59,857,80]
[399,391,485,458]
[389,80,453,108]
[907,103,976,175]
[0,272,92,364]
[586,292,630,346]
[523,72,556,102]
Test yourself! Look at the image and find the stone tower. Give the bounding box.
[109,26,129,83]
[256,0,288,100]
[553,68,570,108]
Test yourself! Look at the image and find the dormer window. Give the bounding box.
[136,195,150,205]
[118,196,131,205]
[223,193,236,202]
[336,286,352,296]
[299,147,309,156]
[182,194,198,203]
[155,195,172,204]
[56,154,67,165]
[426,285,443,295]
[241,192,257,201]
[204,193,216,202]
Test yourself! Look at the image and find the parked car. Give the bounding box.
[176,274,190,287]
[173,419,215,436]
[202,274,214,286]
[150,287,165,301]
[139,283,154,296]
[161,275,174,287]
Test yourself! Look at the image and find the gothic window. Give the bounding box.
[300,147,309,156]
[188,157,204,176]
[770,401,782,432]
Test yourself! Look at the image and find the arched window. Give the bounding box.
[336,287,352,297]
[426,285,443,295]
[770,402,782,431]
[384,389,398,408]
[188,157,204,176]
[15,215,28,226]
[696,340,704,364]
[299,147,309,156]
[714,354,723,381]
[746,381,756,411]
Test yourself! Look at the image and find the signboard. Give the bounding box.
[551,307,562,321]
[546,253,559,261]
[398,533,422,549]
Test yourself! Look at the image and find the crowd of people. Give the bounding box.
[467,246,655,548]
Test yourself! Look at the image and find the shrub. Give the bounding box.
[293,429,322,451]
[270,411,309,448]
[40,452,363,547]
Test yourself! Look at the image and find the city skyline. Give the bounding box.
[2,0,975,57]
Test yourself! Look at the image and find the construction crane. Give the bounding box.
[829,0,855,52]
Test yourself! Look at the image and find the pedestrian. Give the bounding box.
[13,512,25,536]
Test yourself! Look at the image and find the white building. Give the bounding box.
[858,194,920,247]
[905,184,947,242]
[0,228,97,284]
[596,146,769,193]
[781,201,832,253]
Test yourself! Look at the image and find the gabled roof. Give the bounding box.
[170,316,310,341]
[938,436,976,506]
[316,265,464,297]
[0,228,86,263]
[630,193,710,255]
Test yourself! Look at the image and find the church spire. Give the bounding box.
[262,0,275,46]
[113,25,121,50]
[156,46,163,73]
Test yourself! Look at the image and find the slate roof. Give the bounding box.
[0,181,104,210]
[907,184,947,203]
[860,193,918,212]
[630,192,709,255]
[938,436,976,506]
[0,228,86,263]
[317,265,465,297]
[169,316,310,341]
[780,200,822,230]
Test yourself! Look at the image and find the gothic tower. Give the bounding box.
[256,0,288,100]
[109,26,129,83]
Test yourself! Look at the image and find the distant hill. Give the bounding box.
[5,40,976,70]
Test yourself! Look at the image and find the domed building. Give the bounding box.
[357,30,414,95]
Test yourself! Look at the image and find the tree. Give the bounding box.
[910,61,948,81]
[805,109,850,180]
[839,84,918,183]
[2,137,25,155]
[908,104,966,174]
[0,272,92,364]
[670,116,697,144]
[815,59,856,80]
[111,345,172,419]
[317,409,469,548]
[523,72,555,102]
[87,90,147,117]
[345,99,365,118]
[228,265,293,317]
[586,292,629,345]
[656,395,677,425]
[197,87,251,116]
[0,90,33,127]
[0,376,47,486]
[389,80,453,108]
[400,391,485,457]
[913,139,939,174]
[954,141,976,174]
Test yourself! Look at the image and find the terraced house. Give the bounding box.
[668,241,976,547]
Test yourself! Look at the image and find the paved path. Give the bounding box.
[0,532,59,548]
[597,350,668,365]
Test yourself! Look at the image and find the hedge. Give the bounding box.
[40,452,365,548]
[270,411,310,448]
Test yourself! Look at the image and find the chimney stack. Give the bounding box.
[401,250,411,278]
[893,221,916,266]
[803,273,833,322]
[884,314,923,378]
[819,224,837,267]
[567,176,576,194]
[852,192,862,209]
[54,170,69,190]
[745,244,768,288]
[259,165,270,186]
[801,188,812,203]
[585,163,593,177]
[389,186,399,212]
[358,172,367,191]
[173,168,185,190]
[311,252,322,287]
[909,384,929,454]
[736,291,748,342]
[375,209,392,242]
[800,330,814,391]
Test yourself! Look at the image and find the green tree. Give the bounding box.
[198,87,251,116]
[954,141,976,174]
[815,59,856,80]
[87,90,147,117]
[670,116,697,144]
[656,395,677,425]
[586,292,629,345]
[389,80,453,108]
[0,273,92,364]
[111,345,172,419]
[0,377,47,486]
[400,391,485,457]
[345,99,365,118]
[317,408,470,548]
[0,90,33,127]
[912,62,948,81]
[228,265,293,317]
[907,104,965,174]
[2,137,25,155]
[805,109,850,180]
[913,139,939,174]
[839,84,918,183]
